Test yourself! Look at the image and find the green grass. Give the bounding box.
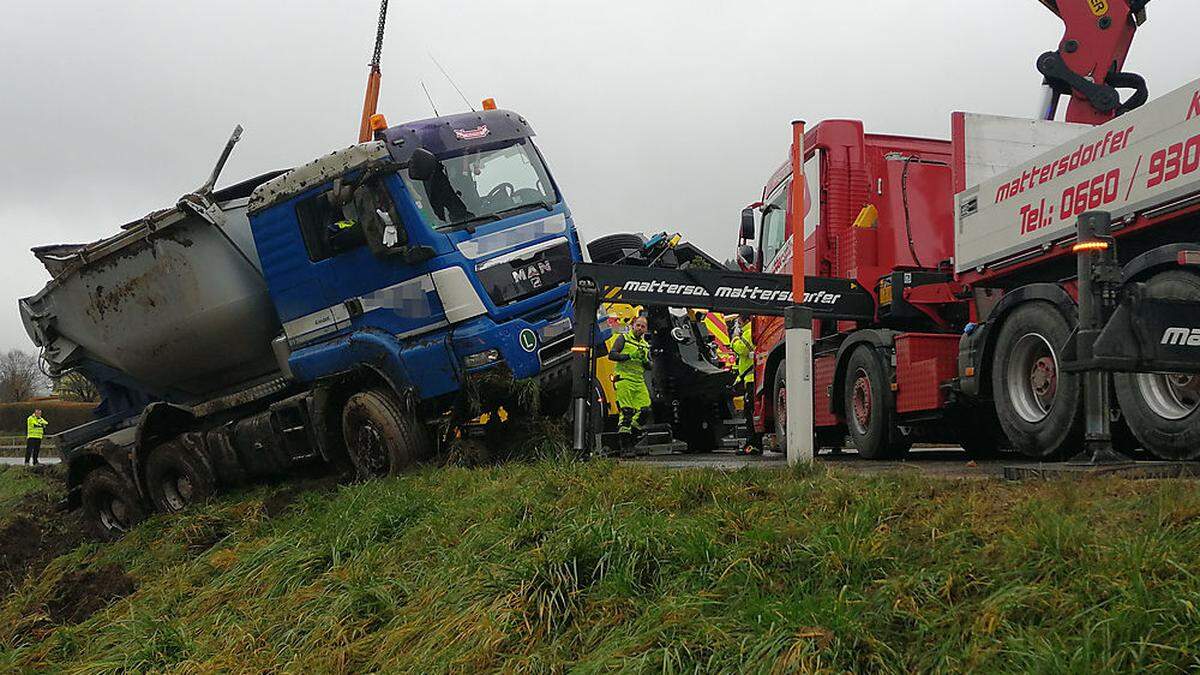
[0,465,54,512]
[2,460,1200,672]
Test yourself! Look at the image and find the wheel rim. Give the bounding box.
[1136,372,1200,421]
[851,368,873,434]
[1007,333,1058,423]
[161,472,194,511]
[352,420,390,476]
[99,495,130,533]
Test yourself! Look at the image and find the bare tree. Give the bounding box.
[0,349,49,402]
[54,372,100,402]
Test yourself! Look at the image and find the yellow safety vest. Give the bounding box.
[26,415,47,439]
[731,323,755,385]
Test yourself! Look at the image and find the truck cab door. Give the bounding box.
[294,175,446,343]
[255,174,444,350]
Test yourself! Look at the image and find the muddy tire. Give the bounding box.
[81,468,146,541]
[586,233,645,264]
[341,389,431,478]
[843,347,906,459]
[1114,271,1200,460]
[145,441,216,513]
[992,302,1082,458]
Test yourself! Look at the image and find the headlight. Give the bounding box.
[463,349,502,369]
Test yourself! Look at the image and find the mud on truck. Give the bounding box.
[20,110,584,538]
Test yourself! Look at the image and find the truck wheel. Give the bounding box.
[145,441,216,513]
[586,233,645,265]
[992,302,1082,458]
[772,360,788,451]
[1114,270,1200,460]
[341,389,430,478]
[843,347,906,459]
[81,467,146,541]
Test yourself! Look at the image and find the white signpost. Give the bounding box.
[785,120,815,466]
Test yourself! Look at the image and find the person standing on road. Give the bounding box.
[731,317,763,455]
[25,409,47,466]
[609,315,652,458]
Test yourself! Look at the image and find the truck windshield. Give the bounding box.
[403,140,560,231]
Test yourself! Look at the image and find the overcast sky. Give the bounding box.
[2,1,1199,354]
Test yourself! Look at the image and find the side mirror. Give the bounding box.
[736,244,756,271]
[740,207,756,241]
[408,148,439,181]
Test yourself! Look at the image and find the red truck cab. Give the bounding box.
[739,120,964,456]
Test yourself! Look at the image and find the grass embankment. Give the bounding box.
[0,465,53,511]
[2,461,1200,672]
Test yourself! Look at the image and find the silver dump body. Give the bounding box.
[20,177,286,402]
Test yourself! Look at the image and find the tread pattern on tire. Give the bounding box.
[843,346,906,460]
[990,302,1082,459]
[144,441,216,513]
[586,233,645,265]
[80,467,146,541]
[341,388,431,477]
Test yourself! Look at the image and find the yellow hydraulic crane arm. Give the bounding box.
[357,0,389,143]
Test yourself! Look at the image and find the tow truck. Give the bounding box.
[572,0,1200,462]
[732,0,1200,461]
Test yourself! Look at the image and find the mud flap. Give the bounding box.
[1066,291,1200,374]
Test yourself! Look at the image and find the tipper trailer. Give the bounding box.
[739,78,1200,461]
[21,110,585,537]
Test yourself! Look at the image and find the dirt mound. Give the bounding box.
[0,491,88,593]
[44,564,135,624]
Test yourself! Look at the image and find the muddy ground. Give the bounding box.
[0,466,136,626]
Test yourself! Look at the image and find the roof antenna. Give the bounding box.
[429,53,476,112]
[419,80,441,116]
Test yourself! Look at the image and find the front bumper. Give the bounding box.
[452,298,575,381]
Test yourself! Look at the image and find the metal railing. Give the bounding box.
[0,435,59,458]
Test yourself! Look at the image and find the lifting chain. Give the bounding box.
[370,0,388,70]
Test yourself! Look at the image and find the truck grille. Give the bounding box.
[476,241,572,306]
[539,335,572,367]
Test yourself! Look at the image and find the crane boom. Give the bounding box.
[357,0,389,143]
[1036,0,1150,125]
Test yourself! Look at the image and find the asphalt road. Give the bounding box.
[626,446,1011,479]
[0,457,60,466]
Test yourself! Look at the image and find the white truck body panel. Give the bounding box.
[957,113,1088,188]
[955,77,1200,273]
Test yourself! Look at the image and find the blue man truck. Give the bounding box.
[19,109,584,538]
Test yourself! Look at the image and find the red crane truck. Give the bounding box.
[738,0,1200,461]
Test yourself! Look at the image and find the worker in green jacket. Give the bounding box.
[608,315,652,457]
[730,317,762,455]
[25,409,47,466]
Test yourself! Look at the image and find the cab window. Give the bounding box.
[295,179,405,262]
[760,181,789,266]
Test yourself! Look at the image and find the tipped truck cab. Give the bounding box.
[251,109,582,402]
[20,109,583,538]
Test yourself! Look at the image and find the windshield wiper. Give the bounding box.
[444,202,557,233]
[445,212,500,234]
